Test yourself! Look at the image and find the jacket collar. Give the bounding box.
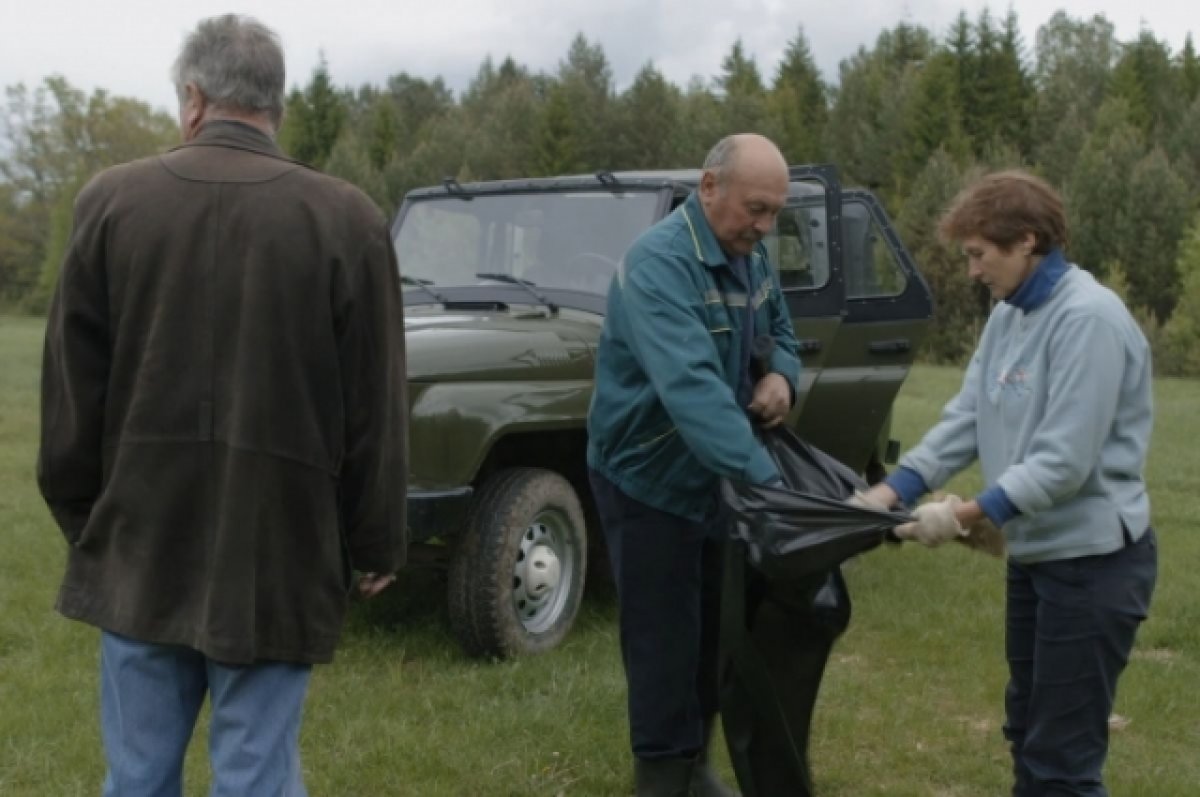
[171,120,294,163]
[679,191,732,269]
[1004,248,1070,312]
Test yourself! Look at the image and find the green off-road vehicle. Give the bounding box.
[392,165,933,658]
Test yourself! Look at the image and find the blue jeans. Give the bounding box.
[1004,529,1157,797]
[100,631,311,797]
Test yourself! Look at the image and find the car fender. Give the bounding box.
[408,379,593,490]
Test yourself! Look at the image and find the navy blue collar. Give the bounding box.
[1004,248,1069,312]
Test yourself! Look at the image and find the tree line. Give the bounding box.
[3,10,1199,374]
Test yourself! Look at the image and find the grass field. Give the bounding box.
[1,313,1197,795]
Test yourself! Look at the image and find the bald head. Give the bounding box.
[704,133,788,186]
[699,133,789,257]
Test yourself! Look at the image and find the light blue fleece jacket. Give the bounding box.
[895,259,1152,563]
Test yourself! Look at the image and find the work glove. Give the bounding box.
[846,489,890,511]
[960,514,1007,558]
[894,494,968,547]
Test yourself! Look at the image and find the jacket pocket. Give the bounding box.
[705,303,733,361]
[636,424,677,449]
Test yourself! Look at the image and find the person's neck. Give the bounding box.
[1004,248,1069,311]
[186,111,275,141]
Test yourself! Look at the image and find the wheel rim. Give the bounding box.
[511,508,577,635]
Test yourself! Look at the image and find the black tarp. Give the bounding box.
[718,427,911,797]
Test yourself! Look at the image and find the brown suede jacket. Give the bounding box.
[38,121,408,664]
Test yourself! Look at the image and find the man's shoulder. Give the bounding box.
[221,154,388,228]
[78,156,155,200]
[69,156,167,222]
[626,208,698,268]
[292,168,387,225]
[79,154,385,227]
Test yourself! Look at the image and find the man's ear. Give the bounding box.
[181,83,208,140]
[699,169,719,202]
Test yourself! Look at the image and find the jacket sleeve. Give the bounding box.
[897,348,982,490]
[620,253,779,485]
[334,211,408,574]
[995,313,1125,515]
[37,185,111,543]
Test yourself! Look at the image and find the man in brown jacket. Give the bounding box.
[36,15,407,796]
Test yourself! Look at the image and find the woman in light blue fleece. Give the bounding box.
[859,170,1157,797]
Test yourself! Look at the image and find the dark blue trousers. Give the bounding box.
[589,470,723,760]
[1004,528,1157,797]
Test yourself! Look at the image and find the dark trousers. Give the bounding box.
[589,470,722,760]
[1004,528,1157,797]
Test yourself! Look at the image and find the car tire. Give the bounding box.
[447,468,587,658]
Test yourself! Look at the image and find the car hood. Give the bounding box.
[404,307,599,382]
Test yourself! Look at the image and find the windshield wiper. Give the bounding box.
[401,275,449,305]
[474,273,559,314]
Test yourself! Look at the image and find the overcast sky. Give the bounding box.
[2,0,1196,115]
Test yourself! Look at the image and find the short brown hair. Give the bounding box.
[938,170,1068,254]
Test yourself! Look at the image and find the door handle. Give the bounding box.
[868,338,911,354]
[796,338,823,354]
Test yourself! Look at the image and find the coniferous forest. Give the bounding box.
[4,11,1199,370]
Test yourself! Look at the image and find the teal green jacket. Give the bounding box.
[586,191,803,522]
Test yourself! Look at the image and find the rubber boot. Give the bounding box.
[690,760,740,797]
[691,720,740,797]
[634,757,694,797]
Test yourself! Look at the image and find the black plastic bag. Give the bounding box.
[717,427,910,797]
[720,428,911,581]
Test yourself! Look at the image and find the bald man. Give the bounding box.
[587,134,802,796]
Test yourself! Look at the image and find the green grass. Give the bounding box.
[1,313,1197,795]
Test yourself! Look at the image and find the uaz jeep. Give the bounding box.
[392,165,932,658]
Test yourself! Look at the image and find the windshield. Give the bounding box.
[394,190,661,294]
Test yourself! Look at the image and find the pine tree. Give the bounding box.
[278,57,346,168]
[961,8,998,148]
[385,73,454,145]
[1065,98,1144,280]
[1109,30,1178,143]
[555,34,616,170]
[768,27,827,163]
[1165,95,1200,193]
[895,51,970,193]
[825,23,934,199]
[994,10,1035,155]
[365,95,401,172]
[1159,213,1200,375]
[614,63,684,169]
[323,129,389,211]
[1031,12,1120,172]
[716,40,773,135]
[677,78,726,165]
[956,9,1033,158]
[894,149,985,363]
[1119,147,1191,320]
[535,84,584,175]
[382,107,469,205]
[1180,34,1200,103]
[456,56,542,180]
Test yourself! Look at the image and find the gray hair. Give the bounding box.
[172,14,285,127]
[702,135,739,183]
